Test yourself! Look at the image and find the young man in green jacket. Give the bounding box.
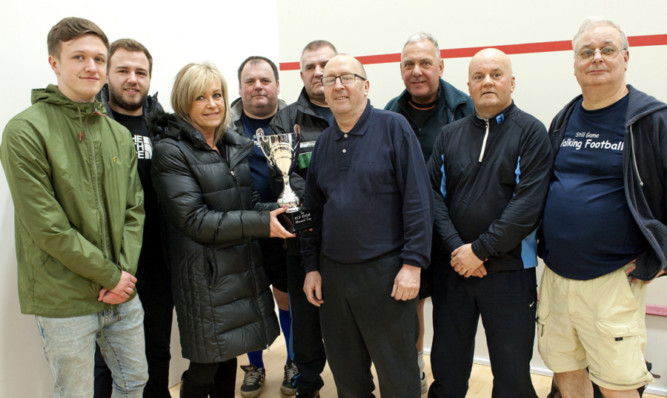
[0,17,147,397]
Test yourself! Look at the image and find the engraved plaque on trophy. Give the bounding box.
[255,125,315,233]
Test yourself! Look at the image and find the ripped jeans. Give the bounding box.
[35,295,148,398]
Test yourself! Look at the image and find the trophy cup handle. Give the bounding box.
[255,128,275,166]
[293,124,302,155]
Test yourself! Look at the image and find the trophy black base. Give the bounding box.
[279,207,316,233]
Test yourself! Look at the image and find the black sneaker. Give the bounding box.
[240,365,265,398]
[281,359,298,395]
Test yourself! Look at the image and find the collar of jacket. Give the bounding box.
[396,78,468,112]
[96,84,163,121]
[472,101,516,127]
[293,88,328,118]
[32,85,107,119]
[148,111,254,162]
[230,97,288,127]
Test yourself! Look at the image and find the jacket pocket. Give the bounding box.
[595,319,641,339]
[204,247,218,287]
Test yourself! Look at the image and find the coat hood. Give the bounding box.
[32,85,107,118]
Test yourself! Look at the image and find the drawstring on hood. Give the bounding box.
[628,125,644,187]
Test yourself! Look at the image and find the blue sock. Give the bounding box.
[279,308,293,362]
[247,350,264,369]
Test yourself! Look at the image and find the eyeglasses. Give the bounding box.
[576,46,624,60]
[321,73,366,86]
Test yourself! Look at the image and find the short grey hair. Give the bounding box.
[402,32,440,57]
[573,17,629,53]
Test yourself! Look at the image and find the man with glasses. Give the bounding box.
[301,54,433,398]
[270,40,337,398]
[537,17,667,397]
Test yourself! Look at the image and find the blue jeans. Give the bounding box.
[36,295,148,398]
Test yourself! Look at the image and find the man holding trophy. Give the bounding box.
[300,54,434,398]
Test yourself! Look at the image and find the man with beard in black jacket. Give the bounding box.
[94,38,172,398]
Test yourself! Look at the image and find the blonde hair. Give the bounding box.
[171,62,230,144]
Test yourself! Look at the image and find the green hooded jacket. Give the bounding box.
[0,85,145,317]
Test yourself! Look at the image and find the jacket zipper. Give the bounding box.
[628,125,644,187]
[85,118,111,262]
[479,119,490,162]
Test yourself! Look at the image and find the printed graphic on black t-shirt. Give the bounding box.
[133,134,153,160]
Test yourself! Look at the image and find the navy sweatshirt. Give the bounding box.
[301,101,433,272]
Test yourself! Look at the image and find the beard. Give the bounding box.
[109,85,148,113]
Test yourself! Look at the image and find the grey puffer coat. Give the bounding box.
[149,112,279,363]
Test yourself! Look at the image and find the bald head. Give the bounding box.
[467,48,515,119]
[322,54,369,131]
[469,48,512,76]
[323,54,367,79]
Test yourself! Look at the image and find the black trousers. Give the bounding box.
[428,263,538,398]
[183,358,237,397]
[94,274,174,398]
[319,252,420,398]
[287,254,326,393]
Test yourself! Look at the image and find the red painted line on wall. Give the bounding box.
[647,304,667,318]
[279,34,667,71]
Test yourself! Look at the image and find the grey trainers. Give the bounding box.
[240,365,265,398]
[421,371,428,395]
[281,359,298,395]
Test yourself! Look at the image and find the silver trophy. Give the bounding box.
[255,125,314,232]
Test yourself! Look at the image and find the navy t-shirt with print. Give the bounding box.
[541,95,646,280]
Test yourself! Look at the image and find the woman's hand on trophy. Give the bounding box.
[269,207,296,239]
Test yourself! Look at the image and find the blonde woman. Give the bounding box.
[150,62,293,397]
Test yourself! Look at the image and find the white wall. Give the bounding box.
[2,0,667,396]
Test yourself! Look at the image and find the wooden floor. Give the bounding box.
[169,336,661,397]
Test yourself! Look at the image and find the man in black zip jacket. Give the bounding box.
[94,39,171,398]
[537,17,667,398]
[427,48,552,398]
[270,39,337,398]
